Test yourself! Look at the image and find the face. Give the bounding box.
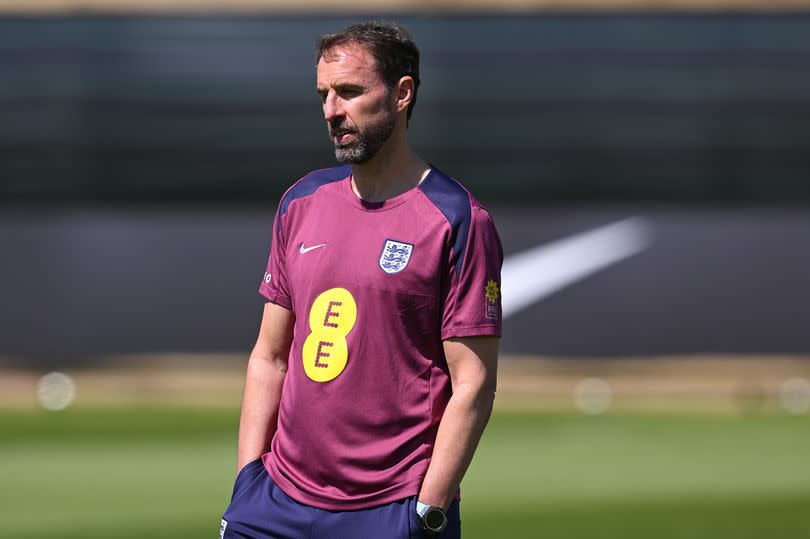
[316,44,397,164]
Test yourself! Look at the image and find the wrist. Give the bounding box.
[416,490,451,512]
[415,500,448,535]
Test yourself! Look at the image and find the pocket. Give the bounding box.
[406,497,428,539]
[230,457,264,502]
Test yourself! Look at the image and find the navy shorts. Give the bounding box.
[220,458,461,539]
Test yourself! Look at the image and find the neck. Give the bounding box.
[350,129,429,203]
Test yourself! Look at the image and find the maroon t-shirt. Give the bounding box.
[258,165,503,510]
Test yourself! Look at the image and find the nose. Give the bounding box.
[322,92,343,123]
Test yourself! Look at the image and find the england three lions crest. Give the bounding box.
[379,239,414,274]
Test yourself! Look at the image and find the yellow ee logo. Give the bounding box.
[302,288,357,382]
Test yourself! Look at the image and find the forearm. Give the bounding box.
[236,353,287,472]
[418,381,495,509]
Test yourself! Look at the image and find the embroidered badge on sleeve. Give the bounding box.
[485,279,500,319]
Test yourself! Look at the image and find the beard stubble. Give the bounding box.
[331,109,396,165]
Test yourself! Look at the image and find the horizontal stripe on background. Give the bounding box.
[2,13,810,201]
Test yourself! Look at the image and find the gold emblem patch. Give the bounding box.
[485,279,500,304]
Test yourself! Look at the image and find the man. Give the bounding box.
[221,21,502,538]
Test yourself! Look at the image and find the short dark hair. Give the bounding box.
[315,21,421,123]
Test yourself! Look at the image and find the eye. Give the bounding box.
[338,87,362,99]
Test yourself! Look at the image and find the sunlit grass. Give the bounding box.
[1,408,808,538]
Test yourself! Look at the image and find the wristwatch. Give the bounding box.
[416,500,448,535]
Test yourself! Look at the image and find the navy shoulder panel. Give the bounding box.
[280,165,351,217]
[418,167,472,277]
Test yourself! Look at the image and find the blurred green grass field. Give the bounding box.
[1,407,809,538]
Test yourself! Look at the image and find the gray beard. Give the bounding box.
[333,114,395,164]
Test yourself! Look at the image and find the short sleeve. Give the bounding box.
[258,203,292,309]
[441,205,503,340]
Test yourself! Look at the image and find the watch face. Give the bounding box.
[424,507,447,532]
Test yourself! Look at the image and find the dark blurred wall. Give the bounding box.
[2,13,810,203]
[3,204,810,365]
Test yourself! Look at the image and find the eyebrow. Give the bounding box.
[316,82,365,94]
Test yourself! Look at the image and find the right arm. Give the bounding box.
[236,301,295,473]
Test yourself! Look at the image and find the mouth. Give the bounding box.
[329,121,357,144]
[332,130,356,145]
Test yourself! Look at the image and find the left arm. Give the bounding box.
[417,335,499,510]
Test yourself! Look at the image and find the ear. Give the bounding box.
[394,76,415,114]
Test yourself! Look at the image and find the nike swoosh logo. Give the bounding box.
[501,217,654,319]
[299,242,327,254]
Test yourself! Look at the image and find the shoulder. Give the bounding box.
[418,167,496,273]
[278,165,351,217]
[417,166,495,225]
[417,166,472,230]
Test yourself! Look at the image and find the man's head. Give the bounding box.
[315,22,420,164]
